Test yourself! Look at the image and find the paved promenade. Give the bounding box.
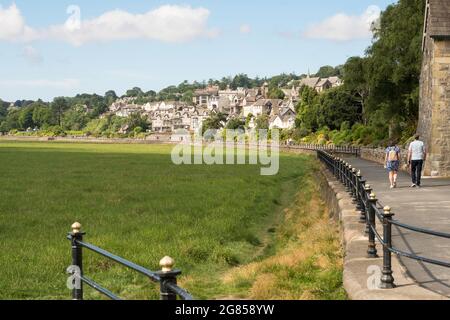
[345,157,450,297]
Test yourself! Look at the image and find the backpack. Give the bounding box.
[387,147,399,161]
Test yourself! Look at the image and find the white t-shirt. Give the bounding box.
[409,140,425,161]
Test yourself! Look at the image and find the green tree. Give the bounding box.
[231,74,252,89]
[32,104,52,128]
[268,88,286,100]
[51,97,69,126]
[255,114,269,130]
[343,57,371,124]
[202,113,227,133]
[18,106,35,129]
[226,118,245,130]
[62,105,89,130]
[364,0,425,135]
[315,65,337,78]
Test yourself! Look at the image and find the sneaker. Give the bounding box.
[390,185,394,189]
[411,184,417,188]
[393,182,397,188]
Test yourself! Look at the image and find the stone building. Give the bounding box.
[418,0,450,176]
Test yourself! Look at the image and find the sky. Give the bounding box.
[0,0,395,102]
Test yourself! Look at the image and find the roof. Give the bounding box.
[327,76,341,84]
[300,77,321,88]
[316,79,331,87]
[427,0,450,38]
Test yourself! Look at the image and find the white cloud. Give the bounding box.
[0,79,80,89]
[0,3,37,41]
[240,24,251,34]
[303,5,381,41]
[0,4,217,45]
[22,46,43,64]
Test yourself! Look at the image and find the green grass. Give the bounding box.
[0,141,342,300]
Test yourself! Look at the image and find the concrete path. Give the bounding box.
[344,157,450,298]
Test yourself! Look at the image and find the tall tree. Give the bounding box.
[51,97,69,127]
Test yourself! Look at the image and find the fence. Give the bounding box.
[67,222,194,300]
[287,144,361,157]
[317,150,450,289]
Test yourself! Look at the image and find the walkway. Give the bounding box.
[344,157,450,297]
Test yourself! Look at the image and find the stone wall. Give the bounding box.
[418,36,450,177]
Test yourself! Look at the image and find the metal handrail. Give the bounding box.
[67,223,194,301]
[73,239,161,282]
[317,150,450,289]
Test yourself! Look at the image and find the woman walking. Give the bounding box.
[385,142,401,189]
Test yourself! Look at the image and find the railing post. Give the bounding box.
[333,157,338,178]
[380,207,395,289]
[367,194,378,258]
[157,256,181,300]
[356,171,366,220]
[69,222,85,300]
[346,164,352,193]
[351,168,358,202]
[362,184,372,230]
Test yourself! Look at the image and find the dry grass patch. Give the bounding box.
[221,171,346,300]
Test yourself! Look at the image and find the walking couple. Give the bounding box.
[385,135,427,189]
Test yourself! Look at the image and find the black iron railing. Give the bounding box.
[287,143,361,157]
[66,223,194,300]
[317,150,450,289]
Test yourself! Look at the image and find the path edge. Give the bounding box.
[316,162,448,300]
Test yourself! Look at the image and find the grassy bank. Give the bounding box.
[0,141,344,300]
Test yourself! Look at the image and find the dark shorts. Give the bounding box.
[387,161,400,172]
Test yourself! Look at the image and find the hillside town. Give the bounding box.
[108,75,343,133]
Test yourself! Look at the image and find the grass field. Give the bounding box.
[0,141,345,300]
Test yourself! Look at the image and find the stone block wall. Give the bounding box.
[418,37,450,177]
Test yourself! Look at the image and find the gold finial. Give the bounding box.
[357,170,362,177]
[160,256,175,272]
[370,193,376,200]
[71,222,82,234]
[365,184,371,190]
[384,206,391,214]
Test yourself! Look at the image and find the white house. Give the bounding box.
[269,108,296,130]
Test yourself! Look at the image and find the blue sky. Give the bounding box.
[0,0,395,102]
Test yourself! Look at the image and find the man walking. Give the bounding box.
[407,135,427,188]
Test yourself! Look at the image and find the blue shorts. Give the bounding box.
[386,161,400,172]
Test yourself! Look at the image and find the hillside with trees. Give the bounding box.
[0,0,424,146]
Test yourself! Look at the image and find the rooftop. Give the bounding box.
[427,0,450,38]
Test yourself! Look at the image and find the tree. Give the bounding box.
[343,57,371,124]
[32,103,52,128]
[0,109,20,132]
[126,87,144,97]
[105,90,118,105]
[202,113,227,133]
[51,97,69,126]
[127,113,149,132]
[365,0,425,127]
[226,118,245,130]
[268,88,286,100]
[62,105,89,130]
[231,74,252,89]
[255,114,269,130]
[18,106,35,129]
[315,65,338,78]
